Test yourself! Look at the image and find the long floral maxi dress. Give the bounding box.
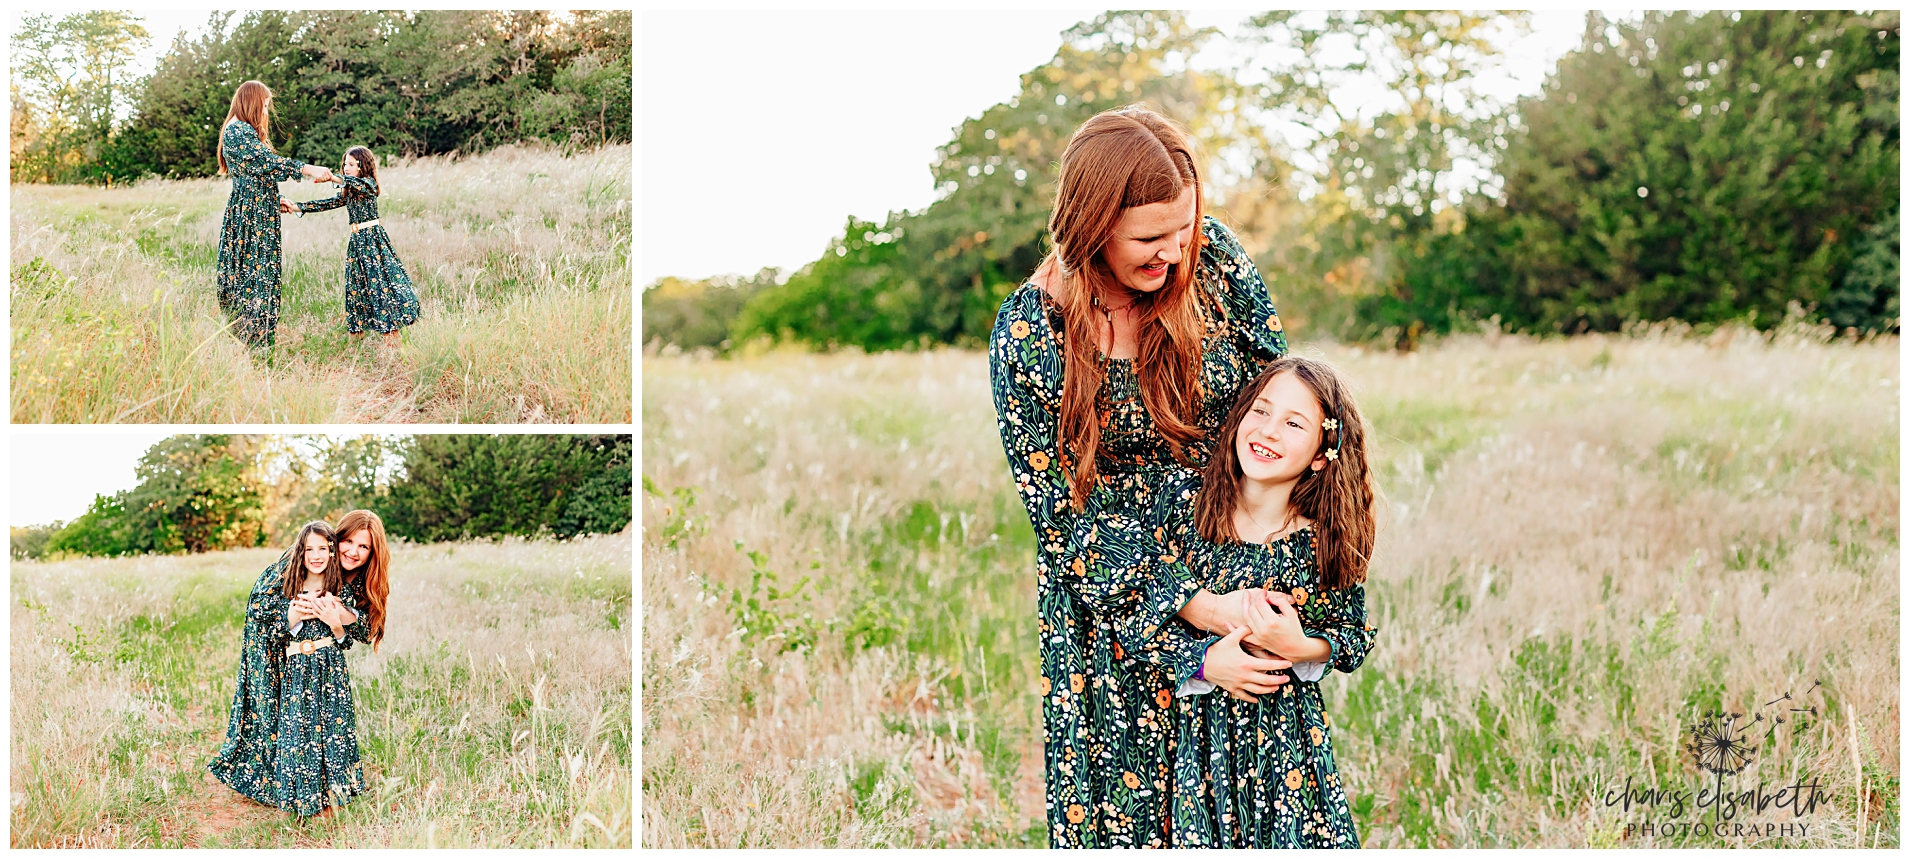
[210,557,372,808]
[294,175,421,334]
[1097,469,1377,847]
[273,578,368,816]
[217,120,308,348]
[989,217,1288,847]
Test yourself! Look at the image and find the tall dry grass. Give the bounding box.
[11,534,633,847]
[9,143,631,423]
[640,327,1899,847]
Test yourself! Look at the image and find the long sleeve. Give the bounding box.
[1301,579,1377,675]
[337,581,370,649]
[990,291,1206,670]
[1202,217,1288,365]
[247,554,293,652]
[295,188,346,214]
[1069,469,1217,688]
[222,121,304,183]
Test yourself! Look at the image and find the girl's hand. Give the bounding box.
[288,597,318,624]
[1202,625,1293,703]
[1244,590,1306,657]
[1184,587,1262,636]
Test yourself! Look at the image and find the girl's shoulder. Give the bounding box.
[343,175,378,196]
[222,119,256,141]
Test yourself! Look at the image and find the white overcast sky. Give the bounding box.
[10,433,171,528]
[641,9,1602,285]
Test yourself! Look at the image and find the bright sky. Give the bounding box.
[641,9,1599,285]
[10,433,171,528]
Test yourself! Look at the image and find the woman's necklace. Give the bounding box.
[1091,292,1136,355]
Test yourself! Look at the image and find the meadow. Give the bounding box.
[11,534,633,848]
[641,326,1899,847]
[9,143,631,423]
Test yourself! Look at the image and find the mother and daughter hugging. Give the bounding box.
[216,79,421,353]
[991,105,1381,848]
[208,510,392,819]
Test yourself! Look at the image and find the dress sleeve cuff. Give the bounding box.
[1290,661,1326,683]
[1175,676,1218,698]
[1303,629,1339,672]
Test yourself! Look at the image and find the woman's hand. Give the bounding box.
[1180,587,1266,636]
[1201,625,1293,703]
[300,164,333,183]
[1245,592,1331,663]
[288,597,318,624]
[279,199,294,214]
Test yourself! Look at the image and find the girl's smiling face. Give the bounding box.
[1236,371,1328,484]
[342,155,360,177]
[301,531,333,575]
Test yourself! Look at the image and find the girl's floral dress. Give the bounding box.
[1094,469,1377,847]
[274,578,368,816]
[989,217,1288,847]
[217,120,309,348]
[209,556,369,814]
[295,175,422,334]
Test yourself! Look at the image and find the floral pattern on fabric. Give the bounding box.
[208,555,296,805]
[989,217,1287,847]
[273,579,367,816]
[1128,470,1377,847]
[217,121,307,348]
[296,175,422,335]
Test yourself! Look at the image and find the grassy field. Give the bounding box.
[10,143,631,423]
[11,533,633,848]
[640,326,1899,847]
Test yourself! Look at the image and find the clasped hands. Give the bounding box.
[1193,588,1310,704]
[288,591,353,632]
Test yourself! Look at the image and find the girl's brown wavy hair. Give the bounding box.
[1195,357,1377,591]
[335,509,389,650]
[218,80,276,174]
[280,520,343,599]
[1040,105,1208,508]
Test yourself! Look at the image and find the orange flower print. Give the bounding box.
[1123,771,1141,789]
[1040,676,1052,696]
[1156,688,1173,709]
[1285,768,1303,790]
[1067,803,1087,824]
[1029,450,1051,472]
[1267,315,1284,333]
[1112,639,1125,660]
[1070,673,1085,694]
[1309,726,1324,746]
[1291,587,1308,607]
[1009,319,1031,339]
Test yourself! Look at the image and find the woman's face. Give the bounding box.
[1101,185,1197,296]
[301,532,333,575]
[342,155,360,177]
[1235,371,1328,485]
[338,528,373,572]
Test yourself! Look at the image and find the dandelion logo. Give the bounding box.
[1684,711,1757,776]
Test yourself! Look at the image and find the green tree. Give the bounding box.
[1423,10,1900,334]
[11,522,64,560]
[46,495,135,557]
[385,435,630,542]
[10,11,150,182]
[642,269,780,350]
[121,435,268,554]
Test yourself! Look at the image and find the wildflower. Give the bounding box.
[1009,319,1031,339]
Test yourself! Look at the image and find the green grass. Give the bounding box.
[642,328,1898,848]
[11,535,632,848]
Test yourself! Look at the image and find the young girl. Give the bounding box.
[1078,356,1378,847]
[282,146,421,352]
[275,521,366,817]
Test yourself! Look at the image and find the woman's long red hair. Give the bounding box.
[218,80,275,174]
[336,509,389,650]
[1043,105,1209,508]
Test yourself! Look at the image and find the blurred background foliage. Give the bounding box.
[10,9,632,183]
[642,10,1899,347]
[9,434,633,560]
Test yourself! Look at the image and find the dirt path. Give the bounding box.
[170,771,280,847]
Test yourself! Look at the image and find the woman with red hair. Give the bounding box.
[216,80,334,348]
[989,105,1297,846]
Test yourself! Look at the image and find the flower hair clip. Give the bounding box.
[1322,417,1343,462]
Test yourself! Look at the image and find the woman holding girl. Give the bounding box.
[209,511,391,818]
[989,105,1300,847]
[216,80,335,349]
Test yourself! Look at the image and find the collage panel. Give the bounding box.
[9,432,633,846]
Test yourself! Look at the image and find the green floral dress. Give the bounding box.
[217,120,308,348]
[989,217,1288,847]
[208,555,370,814]
[294,175,422,335]
[1099,469,1377,847]
[275,578,367,816]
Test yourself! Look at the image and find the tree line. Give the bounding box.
[9,434,633,560]
[10,9,632,184]
[642,10,1898,347]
